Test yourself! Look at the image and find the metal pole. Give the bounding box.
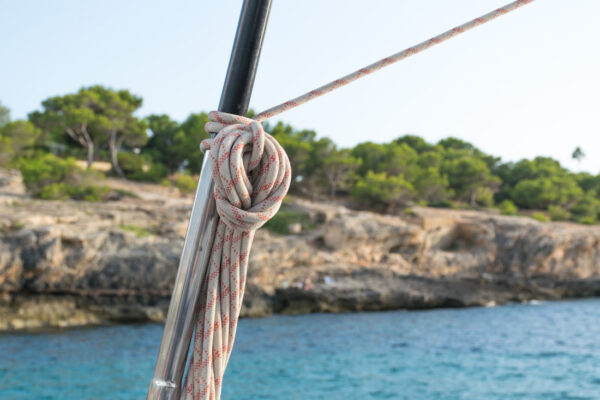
[146,1,271,399]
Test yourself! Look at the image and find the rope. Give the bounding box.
[182,1,535,398]
[254,0,535,122]
[182,112,291,399]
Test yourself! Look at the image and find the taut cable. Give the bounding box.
[254,0,535,122]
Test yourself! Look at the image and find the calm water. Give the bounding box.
[1,299,599,400]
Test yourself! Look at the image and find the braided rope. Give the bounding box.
[182,1,535,398]
[182,112,291,399]
[254,0,535,122]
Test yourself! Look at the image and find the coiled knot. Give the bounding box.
[201,111,291,232]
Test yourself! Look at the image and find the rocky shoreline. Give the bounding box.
[2,169,600,332]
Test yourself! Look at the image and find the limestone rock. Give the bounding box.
[2,169,600,331]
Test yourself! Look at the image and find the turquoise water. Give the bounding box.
[1,299,599,399]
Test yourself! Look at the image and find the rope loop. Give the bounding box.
[201,111,292,232]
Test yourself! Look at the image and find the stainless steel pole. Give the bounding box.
[146,1,272,399]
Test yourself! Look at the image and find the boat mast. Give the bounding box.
[146,1,272,398]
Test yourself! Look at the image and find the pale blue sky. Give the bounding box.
[1,1,599,172]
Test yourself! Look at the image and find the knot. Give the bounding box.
[201,111,291,232]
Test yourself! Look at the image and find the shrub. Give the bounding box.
[498,199,518,215]
[262,210,315,235]
[133,162,168,182]
[18,153,109,201]
[569,191,600,225]
[531,212,549,222]
[160,178,172,187]
[175,174,197,194]
[117,152,167,182]
[19,153,79,195]
[113,189,139,199]
[548,205,570,221]
[575,215,597,225]
[69,185,111,201]
[39,183,70,200]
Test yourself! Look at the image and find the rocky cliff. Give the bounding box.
[2,169,600,332]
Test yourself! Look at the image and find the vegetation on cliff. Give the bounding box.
[1,89,599,223]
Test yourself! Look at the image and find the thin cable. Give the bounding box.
[254,0,535,122]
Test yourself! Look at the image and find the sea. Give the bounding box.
[1,299,599,400]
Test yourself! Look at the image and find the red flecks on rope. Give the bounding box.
[253,0,535,122]
[182,112,291,400]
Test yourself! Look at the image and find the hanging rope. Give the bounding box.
[182,112,291,399]
[182,0,535,398]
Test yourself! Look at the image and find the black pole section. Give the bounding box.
[217,0,272,119]
[145,3,271,399]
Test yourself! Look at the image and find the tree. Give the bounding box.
[144,114,182,173]
[441,152,500,206]
[412,167,452,204]
[269,121,314,191]
[0,101,10,127]
[30,90,101,168]
[351,142,388,176]
[0,120,41,155]
[351,171,415,213]
[511,176,582,209]
[572,146,585,164]
[385,143,419,180]
[89,86,147,179]
[176,113,210,174]
[322,148,360,199]
[394,134,434,153]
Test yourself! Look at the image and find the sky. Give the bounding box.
[1,0,599,173]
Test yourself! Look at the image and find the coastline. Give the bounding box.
[2,170,600,332]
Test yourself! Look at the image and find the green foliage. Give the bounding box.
[351,171,415,213]
[175,174,197,194]
[114,188,139,199]
[0,101,10,127]
[39,182,110,201]
[19,153,79,195]
[0,136,14,166]
[262,210,315,235]
[18,153,109,201]
[548,205,571,221]
[144,113,209,174]
[569,191,600,224]
[531,212,549,222]
[394,135,434,153]
[117,152,167,182]
[119,224,154,237]
[441,152,500,205]
[498,199,518,215]
[160,178,172,187]
[512,176,582,209]
[1,121,41,154]
[572,146,585,162]
[322,148,360,199]
[29,86,147,175]
[176,113,210,174]
[0,120,42,166]
[6,90,600,226]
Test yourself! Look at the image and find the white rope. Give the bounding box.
[182,111,291,399]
